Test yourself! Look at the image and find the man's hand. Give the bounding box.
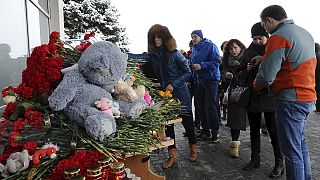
[166,84,174,92]
[251,56,263,66]
[226,72,233,79]
[192,64,201,71]
[253,80,266,91]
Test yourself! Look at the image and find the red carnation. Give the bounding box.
[84,34,91,40]
[2,86,15,97]
[13,118,28,131]
[49,32,60,41]
[2,102,18,119]
[23,140,38,155]
[89,31,95,36]
[8,131,22,147]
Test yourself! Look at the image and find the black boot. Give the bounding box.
[243,155,260,171]
[269,158,284,178]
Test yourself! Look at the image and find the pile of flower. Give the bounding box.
[0,32,181,179]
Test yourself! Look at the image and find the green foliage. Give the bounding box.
[63,0,130,51]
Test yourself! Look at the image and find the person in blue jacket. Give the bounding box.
[127,24,197,169]
[190,30,221,143]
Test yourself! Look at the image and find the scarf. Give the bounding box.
[228,51,244,66]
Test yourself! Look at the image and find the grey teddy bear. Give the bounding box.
[48,41,127,141]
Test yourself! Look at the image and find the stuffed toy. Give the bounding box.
[144,91,154,105]
[112,101,121,118]
[114,74,146,102]
[0,163,8,177]
[32,143,59,166]
[114,80,138,102]
[95,97,113,116]
[118,98,148,118]
[113,77,148,118]
[0,150,32,177]
[48,41,127,141]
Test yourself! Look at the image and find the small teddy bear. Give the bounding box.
[113,77,148,118]
[114,80,138,102]
[95,97,113,116]
[144,91,154,105]
[0,150,32,177]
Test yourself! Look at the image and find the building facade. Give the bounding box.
[0,0,64,108]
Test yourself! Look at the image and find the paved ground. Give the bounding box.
[150,110,320,180]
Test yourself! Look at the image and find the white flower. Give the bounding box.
[3,96,16,105]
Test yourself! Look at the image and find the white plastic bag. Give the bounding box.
[222,85,230,105]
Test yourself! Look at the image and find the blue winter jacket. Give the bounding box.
[190,38,221,84]
[128,47,192,112]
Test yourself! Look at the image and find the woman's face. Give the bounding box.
[229,43,242,57]
[252,36,268,45]
[154,35,163,47]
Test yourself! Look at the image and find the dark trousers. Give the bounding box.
[231,128,240,141]
[247,111,282,160]
[166,111,197,149]
[193,80,220,136]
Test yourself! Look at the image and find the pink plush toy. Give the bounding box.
[95,97,113,116]
[144,91,154,105]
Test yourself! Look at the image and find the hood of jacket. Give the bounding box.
[193,38,212,51]
[147,24,177,53]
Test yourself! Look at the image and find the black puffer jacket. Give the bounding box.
[244,44,275,112]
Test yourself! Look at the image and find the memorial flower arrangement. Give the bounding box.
[0,32,182,179]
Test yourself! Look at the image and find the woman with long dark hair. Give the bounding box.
[221,39,256,158]
[128,24,197,169]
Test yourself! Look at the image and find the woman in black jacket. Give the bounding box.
[221,39,256,158]
[243,22,283,179]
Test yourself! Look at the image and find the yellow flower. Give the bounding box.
[164,90,172,97]
[130,75,136,81]
[158,91,165,97]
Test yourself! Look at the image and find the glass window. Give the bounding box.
[30,0,49,13]
[27,0,50,51]
[0,1,28,106]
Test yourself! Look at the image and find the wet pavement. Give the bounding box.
[150,110,320,180]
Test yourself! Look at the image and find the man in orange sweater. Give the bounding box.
[253,5,316,180]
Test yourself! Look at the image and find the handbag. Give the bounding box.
[228,67,251,107]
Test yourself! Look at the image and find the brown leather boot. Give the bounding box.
[189,143,197,162]
[163,148,177,169]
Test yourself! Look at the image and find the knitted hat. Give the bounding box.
[251,22,269,38]
[191,30,203,39]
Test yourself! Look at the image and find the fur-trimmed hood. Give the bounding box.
[147,24,177,53]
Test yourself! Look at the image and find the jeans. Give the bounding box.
[193,80,220,137]
[275,100,314,180]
